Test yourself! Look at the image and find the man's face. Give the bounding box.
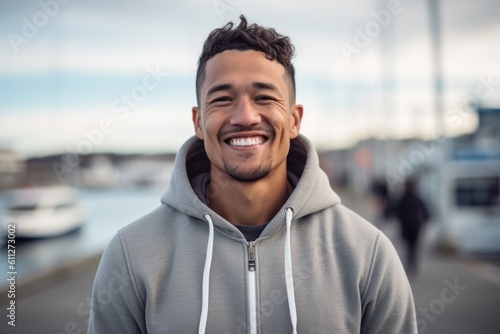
[192,49,303,182]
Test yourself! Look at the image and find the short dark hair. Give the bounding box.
[196,15,296,105]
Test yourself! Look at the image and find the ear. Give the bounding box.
[192,106,204,140]
[289,104,303,139]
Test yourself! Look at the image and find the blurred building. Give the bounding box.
[444,107,500,253]
[320,107,500,254]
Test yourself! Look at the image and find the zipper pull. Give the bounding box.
[248,241,255,272]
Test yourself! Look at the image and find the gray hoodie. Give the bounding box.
[88,134,417,333]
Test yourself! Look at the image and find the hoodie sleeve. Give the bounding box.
[360,232,418,334]
[88,231,147,334]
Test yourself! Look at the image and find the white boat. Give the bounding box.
[0,186,87,238]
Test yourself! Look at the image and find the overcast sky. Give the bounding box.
[1,0,499,157]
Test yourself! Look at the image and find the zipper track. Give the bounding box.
[248,241,257,334]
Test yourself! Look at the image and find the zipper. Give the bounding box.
[247,241,257,334]
[248,241,256,272]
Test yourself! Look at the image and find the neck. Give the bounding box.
[206,165,292,227]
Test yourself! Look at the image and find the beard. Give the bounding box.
[223,151,274,182]
[218,124,276,182]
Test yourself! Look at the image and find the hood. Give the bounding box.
[161,134,341,234]
[161,133,342,333]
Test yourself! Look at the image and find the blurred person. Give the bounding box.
[395,179,430,276]
[88,15,417,333]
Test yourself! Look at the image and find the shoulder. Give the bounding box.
[314,203,405,280]
[98,204,175,270]
[332,204,401,268]
[98,204,202,291]
[104,204,199,270]
[298,203,398,274]
[309,203,383,252]
[119,204,171,238]
[298,203,382,246]
[331,204,381,238]
[118,204,194,243]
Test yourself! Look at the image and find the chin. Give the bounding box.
[224,164,271,182]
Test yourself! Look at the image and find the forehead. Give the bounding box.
[202,49,288,96]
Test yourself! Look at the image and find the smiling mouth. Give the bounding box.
[226,136,267,147]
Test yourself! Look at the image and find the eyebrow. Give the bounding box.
[205,81,280,98]
[206,83,233,97]
[251,82,279,92]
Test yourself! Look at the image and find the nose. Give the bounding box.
[229,98,261,127]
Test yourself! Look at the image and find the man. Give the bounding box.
[395,179,430,276]
[88,16,417,333]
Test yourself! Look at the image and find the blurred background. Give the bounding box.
[0,0,499,332]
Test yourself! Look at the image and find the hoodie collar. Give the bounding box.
[161,134,341,235]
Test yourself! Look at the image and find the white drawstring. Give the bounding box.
[284,207,298,334]
[198,213,214,334]
[199,211,297,333]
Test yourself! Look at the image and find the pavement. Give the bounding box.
[0,254,99,334]
[0,188,499,333]
[410,249,500,334]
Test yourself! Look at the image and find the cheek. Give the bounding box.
[201,118,222,154]
[199,118,213,140]
[202,113,222,134]
[203,137,220,164]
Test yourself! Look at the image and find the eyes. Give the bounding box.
[211,96,231,103]
[209,95,276,104]
[255,96,275,102]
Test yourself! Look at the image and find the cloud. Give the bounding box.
[1,0,499,157]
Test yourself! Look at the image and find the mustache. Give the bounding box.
[218,125,275,141]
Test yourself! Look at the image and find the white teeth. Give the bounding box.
[229,137,264,146]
